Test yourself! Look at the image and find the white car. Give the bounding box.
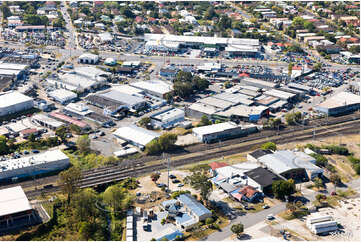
[266,214,275,220]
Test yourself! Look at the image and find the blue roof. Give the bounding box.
[230,188,241,195]
[211,175,226,186]
[161,199,177,208]
[175,213,193,225]
[157,230,183,241]
[178,194,211,217]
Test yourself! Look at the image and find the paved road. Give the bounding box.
[204,203,286,241]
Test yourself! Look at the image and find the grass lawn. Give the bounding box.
[42,202,54,218]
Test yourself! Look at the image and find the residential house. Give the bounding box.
[230,185,264,203]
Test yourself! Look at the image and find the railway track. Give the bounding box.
[24,118,359,198]
[14,114,359,199]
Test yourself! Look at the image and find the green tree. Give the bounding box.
[55,126,69,143]
[313,177,323,190]
[261,142,277,151]
[173,81,193,98]
[0,5,11,18]
[204,6,217,20]
[28,133,36,142]
[313,62,322,72]
[146,139,162,155]
[272,179,295,200]
[349,45,360,55]
[0,135,9,155]
[122,7,135,18]
[103,185,134,213]
[199,115,212,127]
[231,223,244,238]
[72,188,99,222]
[158,133,177,151]
[288,62,294,76]
[329,174,341,188]
[269,118,282,129]
[184,172,212,202]
[58,166,82,204]
[138,117,151,127]
[285,112,302,125]
[174,71,193,83]
[76,135,91,154]
[205,217,214,225]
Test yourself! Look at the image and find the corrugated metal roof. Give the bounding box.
[178,194,211,217]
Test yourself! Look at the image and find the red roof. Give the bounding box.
[20,128,38,135]
[232,193,243,201]
[169,18,177,23]
[267,41,274,46]
[148,17,156,22]
[276,43,284,47]
[50,112,88,128]
[309,19,318,22]
[239,72,250,77]
[239,186,258,198]
[135,16,143,23]
[209,162,229,171]
[292,66,302,70]
[349,37,359,43]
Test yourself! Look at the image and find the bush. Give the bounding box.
[261,142,277,151]
[310,153,328,167]
[205,217,214,225]
[348,156,360,175]
[323,145,349,155]
[326,164,336,173]
[171,190,190,199]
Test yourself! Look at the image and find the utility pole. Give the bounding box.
[167,157,170,192]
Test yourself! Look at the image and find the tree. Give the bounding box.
[146,139,162,155]
[268,118,282,129]
[77,135,91,154]
[0,135,9,155]
[199,115,212,126]
[73,188,99,222]
[349,45,360,55]
[272,179,295,200]
[28,133,36,142]
[205,217,214,225]
[204,6,217,20]
[261,142,277,151]
[173,81,193,98]
[313,177,323,190]
[285,112,302,125]
[288,62,294,76]
[138,117,151,127]
[329,174,341,188]
[313,62,322,72]
[122,7,135,19]
[184,172,212,202]
[0,5,11,18]
[231,223,244,238]
[58,166,81,204]
[286,202,297,213]
[55,126,69,143]
[103,185,133,213]
[158,133,177,151]
[151,173,160,183]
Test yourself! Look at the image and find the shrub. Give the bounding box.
[323,145,349,155]
[205,217,214,225]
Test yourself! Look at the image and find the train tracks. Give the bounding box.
[24,117,359,198]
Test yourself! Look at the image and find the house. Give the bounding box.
[178,194,212,223]
[209,161,228,176]
[244,167,284,194]
[230,185,264,203]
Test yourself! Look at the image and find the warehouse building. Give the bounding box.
[247,149,273,162]
[241,78,279,89]
[213,93,254,106]
[238,89,262,98]
[287,82,314,95]
[99,90,147,112]
[0,91,34,117]
[258,150,323,181]
[150,107,185,129]
[198,96,234,110]
[216,105,269,123]
[244,167,284,194]
[63,103,93,117]
[111,85,145,96]
[254,95,280,106]
[186,103,220,119]
[31,114,64,130]
[225,45,259,57]
[78,53,99,64]
[113,125,160,149]
[0,186,37,230]
[47,67,109,93]
[315,91,360,116]
[145,40,180,52]
[0,150,70,181]
[50,112,90,130]
[0,63,28,80]
[192,122,258,143]
[48,89,77,104]
[85,95,128,116]
[130,80,173,98]
[264,89,297,102]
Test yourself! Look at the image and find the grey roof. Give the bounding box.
[219,182,238,193]
[178,194,211,217]
[258,150,323,174]
[100,90,146,107]
[249,149,273,159]
[213,93,254,106]
[245,167,283,188]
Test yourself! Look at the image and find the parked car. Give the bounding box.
[177,184,184,187]
[169,174,176,179]
[32,150,40,154]
[266,214,275,220]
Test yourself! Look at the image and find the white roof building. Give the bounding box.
[111,84,144,96]
[0,186,32,218]
[130,80,173,98]
[113,125,160,148]
[48,89,77,104]
[98,32,113,42]
[0,91,34,117]
[78,53,99,64]
[0,150,70,180]
[264,89,296,101]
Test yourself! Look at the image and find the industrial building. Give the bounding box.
[63,103,93,117]
[113,125,160,149]
[98,90,147,112]
[186,103,220,119]
[213,93,254,106]
[306,214,338,235]
[225,45,259,57]
[287,82,314,94]
[0,150,70,181]
[216,105,269,122]
[78,53,99,64]
[48,89,77,104]
[245,167,284,194]
[254,95,280,107]
[315,91,360,116]
[111,85,145,96]
[31,113,65,130]
[150,107,185,129]
[0,186,36,231]
[247,149,273,162]
[258,150,323,181]
[130,80,173,98]
[263,89,297,101]
[198,96,234,110]
[0,63,28,80]
[192,122,258,143]
[46,67,109,93]
[0,91,34,117]
[50,112,90,130]
[241,78,279,89]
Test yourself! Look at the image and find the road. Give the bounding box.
[206,177,360,241]
[205,203,286,241]
[60,2,77,51]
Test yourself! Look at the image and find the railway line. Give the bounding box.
[24,117,359,198]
